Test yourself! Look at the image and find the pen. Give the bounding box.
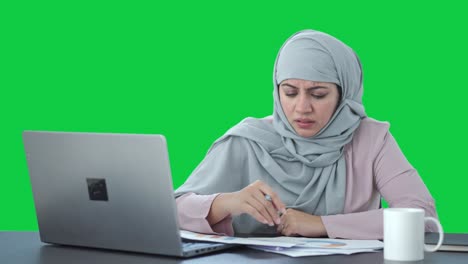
[264,194,284,218]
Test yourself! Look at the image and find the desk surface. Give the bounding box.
[1,232,467,264]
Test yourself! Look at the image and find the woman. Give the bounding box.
[174,30,437,239]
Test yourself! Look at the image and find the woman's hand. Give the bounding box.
[277,208,327,237]
[208,180,286,226]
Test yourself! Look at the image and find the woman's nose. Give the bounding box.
[296,94,312,113]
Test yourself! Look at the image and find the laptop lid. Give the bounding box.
[23,131,187,256]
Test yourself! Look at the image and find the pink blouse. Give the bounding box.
[176,118,438,239]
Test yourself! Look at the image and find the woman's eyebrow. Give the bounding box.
[281,83,329,90]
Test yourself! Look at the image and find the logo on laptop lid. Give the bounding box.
[86,178,109,201]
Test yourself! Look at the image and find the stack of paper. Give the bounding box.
[181,230,383,257]
[248,236,383,257]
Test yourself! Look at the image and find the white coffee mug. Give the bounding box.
[384,208,444,261]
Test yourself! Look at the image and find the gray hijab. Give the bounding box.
[175,30,366,234]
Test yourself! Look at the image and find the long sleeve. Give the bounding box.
[176,192,234,236]
[174,136,247,198]
[321,120,437,239]
[174,136,249,235]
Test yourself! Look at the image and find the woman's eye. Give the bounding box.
[312,94,327,99]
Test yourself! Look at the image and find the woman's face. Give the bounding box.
[279,79,340,138]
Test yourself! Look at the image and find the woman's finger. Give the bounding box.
[258,184,286,214]
[242,203,269,225]
[278,210,288,233]
[246,194,275,226]
[277,222,285,233]
[252,191,280,225]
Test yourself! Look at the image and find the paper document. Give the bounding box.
[181,230,383,257]
[249,245,378,257]
[248,237,383,257]
[180,230,296,247]
[250,236,384,249]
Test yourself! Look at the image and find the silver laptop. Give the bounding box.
[23,131,235,257]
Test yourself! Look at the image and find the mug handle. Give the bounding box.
[424,216,444,252]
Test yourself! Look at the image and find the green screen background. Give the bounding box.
[1,1,467,232]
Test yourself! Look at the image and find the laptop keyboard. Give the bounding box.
[182,240,225,252]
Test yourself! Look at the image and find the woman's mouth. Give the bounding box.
[295,119,315,129]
